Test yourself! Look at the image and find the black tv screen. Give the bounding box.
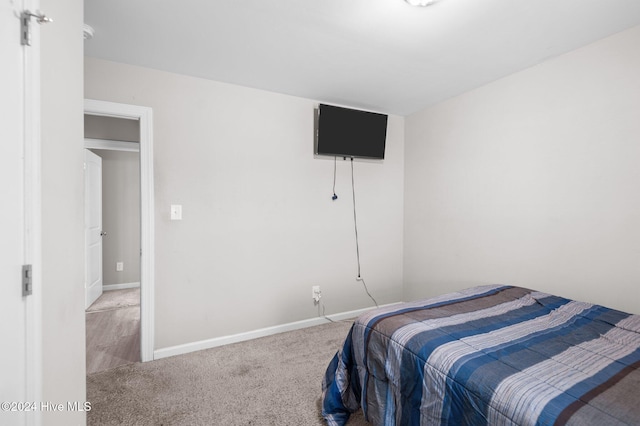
[316,104,387,159]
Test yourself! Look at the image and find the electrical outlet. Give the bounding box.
[171,204,182,220]
[312,285,321,303]
[116,262,124,272]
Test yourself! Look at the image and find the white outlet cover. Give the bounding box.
[171,204,182,220]
[312,286,321,300]
[116,262,124,271]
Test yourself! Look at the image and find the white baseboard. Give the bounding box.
[103,282,140,291]
[153,302,401,360]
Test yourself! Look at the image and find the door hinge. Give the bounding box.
[22,264,33,296]
[21,10,53,46]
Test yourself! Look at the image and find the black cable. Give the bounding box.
[321,303,336,323]
[358,277,379,308]
[350,158,361,278]
[321,301,356,324]
[332,156,338,200]
[350,158,379,308]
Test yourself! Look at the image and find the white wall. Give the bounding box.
[90,150,141,286]
[84,58,404,349]
[404,26,640,314]
[41,0,86,423]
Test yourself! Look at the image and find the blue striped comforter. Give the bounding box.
[322,285,640,425]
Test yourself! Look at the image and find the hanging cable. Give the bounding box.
[321,302,336,323]
[351,158,361,278]
[351,158,379,308]
[332,156,338,200]
[358,277,378,308]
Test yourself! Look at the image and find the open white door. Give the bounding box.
[85,149,103,309]
[0,0,40,424]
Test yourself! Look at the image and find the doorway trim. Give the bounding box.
[25,0,43,420]
[84,99,155,362]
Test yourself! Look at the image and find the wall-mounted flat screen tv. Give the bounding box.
[315,104,388,160]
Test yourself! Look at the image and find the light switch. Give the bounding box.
[171,204,182,220]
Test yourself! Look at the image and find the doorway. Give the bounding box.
[85,145,141,373]
[84,99,155,364]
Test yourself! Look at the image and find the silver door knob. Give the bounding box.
[100,231,107,237]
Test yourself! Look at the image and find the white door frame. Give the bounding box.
[24,0,43,423]
[1,0,45,422]
[84,99,155,362]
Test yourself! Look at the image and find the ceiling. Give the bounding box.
[84,0,640,116]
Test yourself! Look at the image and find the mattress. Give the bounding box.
[322,285,640,425]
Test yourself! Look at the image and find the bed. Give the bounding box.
[321,285,640,425]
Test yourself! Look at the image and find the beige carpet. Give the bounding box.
[87,320,369,425]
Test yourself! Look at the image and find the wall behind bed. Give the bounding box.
[84,57,404,350]
[404,25,640,314]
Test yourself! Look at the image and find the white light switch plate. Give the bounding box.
[171,204,182,220]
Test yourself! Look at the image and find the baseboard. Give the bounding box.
[103,282,140,291]
[153,302,402,360]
